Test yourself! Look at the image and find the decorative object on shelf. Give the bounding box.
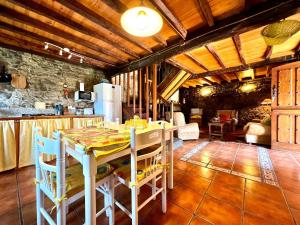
[121,1,163,37]
[261,20,300,46]
[261,98,272,106]
[11,73,27,89]
[43,42,84,63]
[0,66,12,83]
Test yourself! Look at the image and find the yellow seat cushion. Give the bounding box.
[52,163,113,197]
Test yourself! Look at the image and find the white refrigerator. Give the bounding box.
[93,83,122,122]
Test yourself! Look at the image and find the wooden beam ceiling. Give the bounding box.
[264,46,273,59]
[184,52,209,71]
[111,0,300,74]
[55,0,153,53]
[232,35,247,65]
[0,5,123,66]
[9,0,140,59]
[0,22,112,67]
[195,0,214,26]
[189,54,298,79]
[206,44,226,69]
[149,0,187,40]
[0,33,104,68]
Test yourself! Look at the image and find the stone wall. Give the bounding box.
[0,47,106,117]
[180,78,271,127]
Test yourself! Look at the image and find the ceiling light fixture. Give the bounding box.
[43,42,86,63]
[121,1,163,37]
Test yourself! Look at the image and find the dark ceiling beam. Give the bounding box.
[0,22,113,67]
[111,0,300,74]
[205,44,226,69]
[9,0,140,59]
[0,6,124,65]
[232,34,247,65]
[149,0,187,40]
[184,52,209,71]
[101,0,167,47]
[264,46,273,59]
[195,0,214,26]
[0,34,104,68]
[189,54,298,79]
[101,0,127,13]
[56,0,153,53]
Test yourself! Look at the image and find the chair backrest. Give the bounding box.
[216,110,237,118]
[191,108,203,115]
[34,127,65,202]
[130,126,166,184]
[173,112,186,126]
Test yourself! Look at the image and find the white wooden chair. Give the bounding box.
[113,127,167,225]
[34,127,115,225]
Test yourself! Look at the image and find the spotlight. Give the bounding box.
[80,58,83,63]
[59,49,63,56]
[68,54,72,59]
[44,43,49,50]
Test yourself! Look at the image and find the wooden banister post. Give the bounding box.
[139,69,142,118]
[127,72,130,107]
[133,70,136,114]
[145,66,149,120]
[152,64,157,121]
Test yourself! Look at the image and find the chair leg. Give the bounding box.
[131,186,139,225]
[109,177,115,225]
[36,184,44,225]
[104,182,110,217]
[162,169,167,213]
[152,178,156,200]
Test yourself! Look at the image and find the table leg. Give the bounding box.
[168,130,174,189]
[83,154,97,225]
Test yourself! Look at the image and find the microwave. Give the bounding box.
[74,91,95,102]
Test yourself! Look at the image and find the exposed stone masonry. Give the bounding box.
[0,47,106,117]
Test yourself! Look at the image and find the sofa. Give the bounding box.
[173,112,199,140]
[243,118,271,145]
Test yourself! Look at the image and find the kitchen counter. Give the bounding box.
[0,114,104,121]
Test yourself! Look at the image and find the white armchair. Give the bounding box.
[173,112,199,140]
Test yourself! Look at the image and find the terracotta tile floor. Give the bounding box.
[1,140,300,225]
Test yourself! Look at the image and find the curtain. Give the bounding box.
[73,117,103,128]
[0,120,16,172]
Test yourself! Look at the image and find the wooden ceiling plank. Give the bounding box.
[149,0,187,40]
[264,46,273,59]
[184,52,209,71]
[166,58,195,75]
[112,0,300,74]
[0,33,105,68]
[195,0,214,26]
[0,21,115,67]
[56,0,153,53]
[0,5,124,65]
[9,0,140,59]
[190,54,298,79]
[205,44,226,69]
[232,35,247,65]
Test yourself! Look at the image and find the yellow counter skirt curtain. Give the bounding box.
[0,120,16,172]
[19,118,71,167]
[73,117,103,128]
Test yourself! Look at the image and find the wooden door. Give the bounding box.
[271,61,300,151]
[272,61,300,109]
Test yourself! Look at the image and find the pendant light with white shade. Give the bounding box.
[121,1,163,37]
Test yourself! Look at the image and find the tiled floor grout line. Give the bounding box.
[15,169,24,225]
[230,142,240,173]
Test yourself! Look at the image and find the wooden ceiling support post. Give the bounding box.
[152,64,158,121]
[127,72,130,107]
[139,69,142,118]
[145,66,150,120]
[133,70,136,114]
[264,46,273,60]
[122,73,126,103]
[232,35,247,65]
[195,0,214,26]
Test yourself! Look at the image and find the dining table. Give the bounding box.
[59,122,177,225]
